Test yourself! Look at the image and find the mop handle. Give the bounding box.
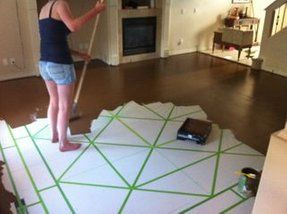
[74,0,104,104]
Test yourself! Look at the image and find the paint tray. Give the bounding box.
[177,118,212,145]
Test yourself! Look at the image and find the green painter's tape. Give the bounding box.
[86,136,131,188]
[25,127,75,213]
[118,105,176,213]
[157,146,216,154]
[2,145,16,150]
[58,105,126,185]
[0,138,25,213]
[136,188,209,197]
[179,184,238,213]
[230,188,245,200]
[26,201,41,208]
[220,196,249,213]
[223,152,264,157]
[221,143,243,152]
[7,125,49,213]
[60,180,130,190]
[156,139,177,147]
[111,116,152,146]
[118,116,165,122]
[211,131,224,196]
[57,143,92,181]
[1,102,264,213]
[39,185,57,193]
[170,110,204,121]
[57,106,124,182]
[136,153,217,189]
[95,141,150,149]
[92,105,126,142]
[32,124,49,138]
[142,104,167,120]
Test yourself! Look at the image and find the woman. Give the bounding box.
[39,0,105,152]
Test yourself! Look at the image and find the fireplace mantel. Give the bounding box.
[119,9,161,63]
[106,0,171,65]
[120,8,159,17]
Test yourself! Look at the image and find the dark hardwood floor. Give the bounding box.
[0,52,286,155]
[1,52,287,211]
[0,161,17,213]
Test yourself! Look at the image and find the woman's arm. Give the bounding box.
[57,0,105,32]
[70,49,81,57]
[70,49,91,62]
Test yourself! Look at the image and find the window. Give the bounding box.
[271,3,287,36]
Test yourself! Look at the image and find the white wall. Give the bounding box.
[0,0,38,81]
[37,0,109,64]
[168,0,230,55]
[260,28,287,77]
[0,0,24,77]
[252,0,275,42]
[259,0,287,77]
[0,0,108,81]
[167,0,275,56]
[68,0,109,63]
[1,0,283,80]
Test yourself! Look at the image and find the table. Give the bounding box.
[224,17,260,42]
[212,30,253,61]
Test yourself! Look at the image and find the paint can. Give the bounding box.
[237,167,261,198]
[251,58,263,70]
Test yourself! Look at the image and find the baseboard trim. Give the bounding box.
[198,51,250,68]
[169,48,197,56]
[261,66,287,78]
[0,71,38,82]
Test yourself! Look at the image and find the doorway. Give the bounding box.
[201,0,274,66]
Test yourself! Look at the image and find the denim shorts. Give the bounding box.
[39,61,76,85]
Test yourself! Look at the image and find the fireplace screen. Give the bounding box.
[123,17,156,56]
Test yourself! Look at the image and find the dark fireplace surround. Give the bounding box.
[122,17,157,56]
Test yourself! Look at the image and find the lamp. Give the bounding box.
[231,0,254,18]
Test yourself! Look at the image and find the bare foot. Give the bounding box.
[52,134,59,143]
[59,141,81,152]
[52,136,59,143]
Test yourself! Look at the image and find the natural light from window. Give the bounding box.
[271,3,287,36]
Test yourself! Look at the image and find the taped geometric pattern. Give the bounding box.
[0,101,265,213]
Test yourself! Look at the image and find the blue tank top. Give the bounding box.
[39,1,73,64]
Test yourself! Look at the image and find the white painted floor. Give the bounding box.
[201,46,261,66]
[0,101,265,213]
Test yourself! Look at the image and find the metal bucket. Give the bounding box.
[237,167,261,198]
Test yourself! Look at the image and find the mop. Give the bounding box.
[70,0,104,121]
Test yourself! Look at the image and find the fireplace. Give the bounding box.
[122,17,157,56]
